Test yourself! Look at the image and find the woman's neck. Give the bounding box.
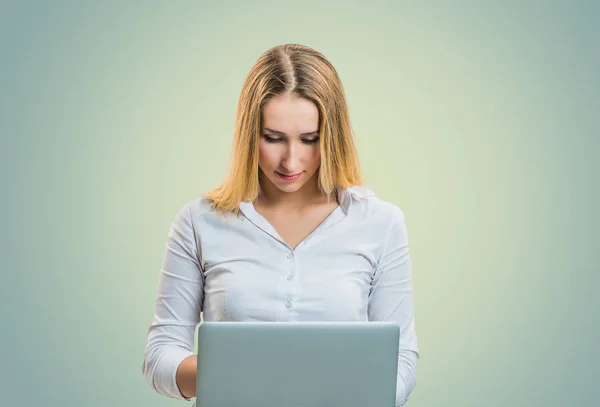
[255,180,337,214]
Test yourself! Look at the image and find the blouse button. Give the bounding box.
[285,300,292,308]
[287,274,294,281]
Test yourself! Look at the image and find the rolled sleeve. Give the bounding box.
[368,206,420,406]
[142,203,204,401]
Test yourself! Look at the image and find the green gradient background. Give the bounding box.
[2,1,598,406]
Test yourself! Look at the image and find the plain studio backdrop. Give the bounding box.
[1,1,598,407]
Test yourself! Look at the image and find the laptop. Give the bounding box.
[195,321,399,407]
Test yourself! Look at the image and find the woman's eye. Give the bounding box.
[263,135,319,144]
[264,136,282,143]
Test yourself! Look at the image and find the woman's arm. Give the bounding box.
[368,205,420,407]
[142,203,204,401]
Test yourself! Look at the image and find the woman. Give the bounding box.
[142,43,420,407]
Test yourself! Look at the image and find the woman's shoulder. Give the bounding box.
[346,185,406,223]
[179,196,242,225]
[185,196,213,213]
[166,197,210,229]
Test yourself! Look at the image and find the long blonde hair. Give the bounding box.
[204,43,363,216]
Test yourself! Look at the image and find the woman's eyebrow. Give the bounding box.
[263,127,319,136]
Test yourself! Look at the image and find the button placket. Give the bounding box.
[284,251,296,313]
[286,251,295,281]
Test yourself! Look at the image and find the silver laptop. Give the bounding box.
[195,321,399,407]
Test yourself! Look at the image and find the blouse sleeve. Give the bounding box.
[142,203,204,401]
[368,206,420,407]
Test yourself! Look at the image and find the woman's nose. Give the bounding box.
[281,143,301,169]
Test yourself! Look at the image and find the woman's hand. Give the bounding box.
[176,354,197,399]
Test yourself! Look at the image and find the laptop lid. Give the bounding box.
[196,321,399,407]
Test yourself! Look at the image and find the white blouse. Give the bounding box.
[142,185,420,407]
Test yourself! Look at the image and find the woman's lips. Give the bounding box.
[277,171,302,181]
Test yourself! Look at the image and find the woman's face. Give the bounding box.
[258,93,321,195]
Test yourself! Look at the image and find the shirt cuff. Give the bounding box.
[158,347,195,400]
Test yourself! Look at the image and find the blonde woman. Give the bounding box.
[142,43,420,407]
